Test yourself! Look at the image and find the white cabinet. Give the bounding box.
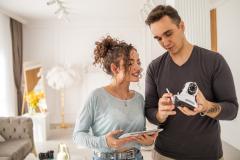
[23,112,49,142]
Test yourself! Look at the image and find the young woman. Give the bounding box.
[73,36,155,160]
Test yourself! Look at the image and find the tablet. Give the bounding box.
[119,129,163,139]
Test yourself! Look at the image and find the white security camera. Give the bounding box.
[172,82,198,110]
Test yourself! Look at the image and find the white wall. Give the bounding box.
[175,0,211,49]
[217,0,240,150]
[145,0,211,63]
[23,19,146,124]
[0,12,17,116]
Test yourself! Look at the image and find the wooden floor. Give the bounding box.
[25,127,240,160]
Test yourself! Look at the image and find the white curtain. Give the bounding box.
[0,12,17,116]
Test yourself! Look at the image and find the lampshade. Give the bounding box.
[46,65,79,90]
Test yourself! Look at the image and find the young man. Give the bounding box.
[144,5,238,160]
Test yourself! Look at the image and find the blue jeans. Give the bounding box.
[92,151,143,160]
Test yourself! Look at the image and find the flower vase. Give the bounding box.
[28,106,36,115]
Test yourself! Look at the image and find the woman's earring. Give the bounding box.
[137,70,144,89]
[138,73,143,79]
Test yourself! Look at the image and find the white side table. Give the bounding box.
[23,112,49,142]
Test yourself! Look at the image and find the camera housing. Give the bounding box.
[172,82,198,110]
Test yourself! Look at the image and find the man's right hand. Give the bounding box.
[156,93,176,123]
[106,130,135,149]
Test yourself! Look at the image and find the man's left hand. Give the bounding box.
[178,90,209,116]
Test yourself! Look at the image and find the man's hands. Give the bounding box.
[156,89,221,122]
[156,93,176,123]
[178,90,221,118]
[178,90,209,116]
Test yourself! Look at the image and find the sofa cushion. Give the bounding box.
[0,117,33,140]
[0,157,11,160]
[0,139,32,160]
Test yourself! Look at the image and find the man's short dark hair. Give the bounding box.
[145,5,181,26]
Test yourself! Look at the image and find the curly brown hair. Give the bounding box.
[93,36,135,75]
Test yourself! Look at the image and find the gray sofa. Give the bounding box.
[0,117,36,160]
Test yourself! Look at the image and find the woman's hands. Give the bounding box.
[106,130,157,149]
[134,133,157,146]
[106,130,135,149]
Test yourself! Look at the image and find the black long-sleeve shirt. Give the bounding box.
[145,46,238,160]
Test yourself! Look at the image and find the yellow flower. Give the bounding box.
[25,91,45,110]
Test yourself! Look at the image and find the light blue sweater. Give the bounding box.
[73,87,145,152]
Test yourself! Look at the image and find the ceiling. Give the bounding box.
[0,0,145,22]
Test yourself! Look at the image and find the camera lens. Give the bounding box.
[188,82,197,95]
